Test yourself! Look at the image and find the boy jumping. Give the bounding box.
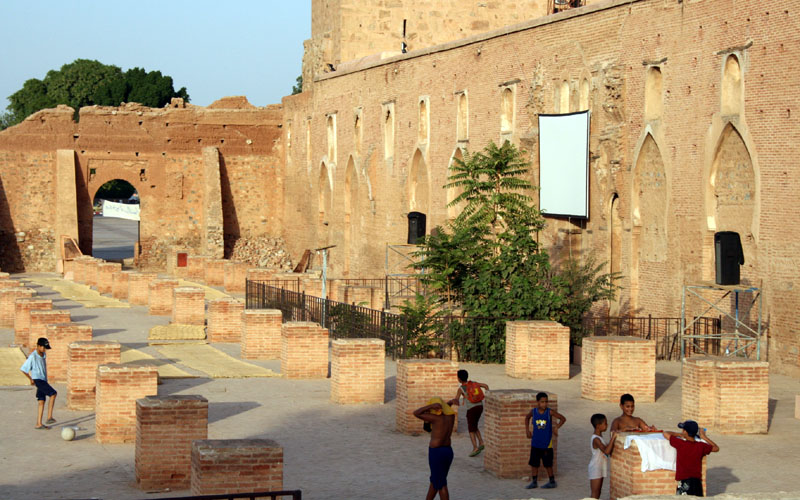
[448,369,489,457]
[20,337,57,429]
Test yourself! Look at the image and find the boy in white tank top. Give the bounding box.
[588,413,618,499]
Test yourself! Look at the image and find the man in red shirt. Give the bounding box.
[662,420,720,496]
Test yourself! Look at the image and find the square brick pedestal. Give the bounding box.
[29,309,71,349]
[148,279,180,315]
[73,256,96,284]
[187,255,208,281]
[0,287,35,328]
[97,262,122,294]
[172,287,205,325]
[396,359,459,434]
[207,298,245,343]
[242,309,283,359]
[112,270,135,300]
[85,259,102,288]
[67,341,121,410]
[682,356,769,434]
[95,363,158,443]
[14,298,52,347]
[581,336,656,402]
[136,395,209,490]
[223,261,250,293]
[609,433,706,500]
[505,321,570,380]
[44,323,93,383]
[280,322,329,378]
[191,439,283,495]
[204,259,227,286]
[128,272,159,305]
[331,339,385,404]
[484,389,558,479]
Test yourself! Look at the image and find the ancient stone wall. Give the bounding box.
[284,0,800,374]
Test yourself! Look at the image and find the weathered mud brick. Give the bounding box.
[242,309,283,359]
[44,323,93,383]
[682,356,769,434]
[14,297,51,347]
[207,298,245,343]
[280,321,329,378]
[172,287,205,325]
[484,389,558,479]
[148,278,180,316]
[95,363,158,443]
[331,338,385,404]
[67,341,121,410]
[581,336,656,402]
[396,359,459,434]
[136,395,209,491]
[505,321,570,380]
[191,439,283,495]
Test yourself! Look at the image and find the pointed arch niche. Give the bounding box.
[318,162,332,227]
[630,134,668,308]
[408,149,430,217]
[343,156,358,276]
[609,193,622,315]
[645,66,663,121]
[446,147,466,221]
[722,54,743,116]
[705,124,757,281]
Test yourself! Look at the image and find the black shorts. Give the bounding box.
[677,477,703,496]
[529,447,554,468]
[466,405,483,433]
[34,379,57,401]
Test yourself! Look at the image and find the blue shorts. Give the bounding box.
[428,446,454,490]
[34,379,57,401]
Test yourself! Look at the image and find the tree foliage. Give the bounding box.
[411,141,619,359]
[94,180,136,201]
[291,74,303,95]
[2,59,189,129]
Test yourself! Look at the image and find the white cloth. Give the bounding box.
[588,434,609,479]
[623,433,677,472]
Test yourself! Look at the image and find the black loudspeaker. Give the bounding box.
[714,231,744,285]
[407,212,427,244]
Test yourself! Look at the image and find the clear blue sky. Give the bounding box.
[0,1,311,112]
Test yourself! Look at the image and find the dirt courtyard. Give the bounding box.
[1,274,799,500]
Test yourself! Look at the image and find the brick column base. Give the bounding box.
[172,287,206,325]
[95,364,158,443]
[97,262,122,294]
[207,298,245,343]
[331,339,385,404]
[396,359,459,434]
[14,298,52,348]
[581,336,656,402]
[148,279,180,315]
[67,341,121,410]
[44,323,93,383]
[505,321,570,379]
[280,322,329,378]
[112,270,134,300]
[29,309,71,349]
[191,439,283,495]
[242,309,283,359]
[0,287,35,328]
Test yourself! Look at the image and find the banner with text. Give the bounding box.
[102,200,140,221]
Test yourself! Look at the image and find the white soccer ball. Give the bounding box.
[61,426,76,441]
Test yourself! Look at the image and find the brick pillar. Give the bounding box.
[72,256,95,283]
[128,272,159,305]
[0,271,9,279]
[581,336,656,402]
[0,287,35,328]
[112,270,134,300]
[191,439,283,495]
[187,255,208,281]
[204,258,227,286]
[331,339,385,404]
[95,363,158,443]
[609,433,707,499]
[242,309,283,359]
[44,323,93,383]
[96,262,122,294]
[148,279,180,316]
[29,309,71,349]
[136,395,209,491]
[223,261,250,293]
[172,287,205,325]
[682,356,769,434]
[484,389,558,479]
[396,359,459,434]
[280,321,329,378]
[207,298,245,343]
[0,279,23,289]
[14,298,52,347]
[67,341,121,410]
[85,258,103,288]
[505,321,570,380]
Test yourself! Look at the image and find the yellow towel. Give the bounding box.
[427,397,455,415]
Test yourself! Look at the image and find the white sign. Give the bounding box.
[538,111,590,219]
[102,200,140,221]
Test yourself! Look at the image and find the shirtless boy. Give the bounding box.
[610,394,654,432]
[414,397,456,500]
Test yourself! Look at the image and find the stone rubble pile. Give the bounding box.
[227,236,294,269]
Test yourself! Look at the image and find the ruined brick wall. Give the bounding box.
[0,98,284,271]
[283,0,800,375]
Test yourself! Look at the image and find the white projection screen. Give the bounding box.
[538,111,590,218]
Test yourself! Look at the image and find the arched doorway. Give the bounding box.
[91,179,139,261]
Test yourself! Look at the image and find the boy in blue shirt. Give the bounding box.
[524,392,566,489]
[20,337,57,429]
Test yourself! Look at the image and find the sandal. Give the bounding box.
[35,425,50,430]
[469,448,482,457]
[45,418,56,424]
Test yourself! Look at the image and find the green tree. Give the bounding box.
[2,59,189,129]
[412,141,619,360]
[291,74,303,95]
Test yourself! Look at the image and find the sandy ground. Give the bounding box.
[1,273,799,500]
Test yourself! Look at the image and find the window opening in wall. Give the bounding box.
[501,87,514,134]
[722,54,742,115]
[418,98,429,144]
[579,78,590,111]
[645,67,663,121]
[559,81,570,113]
[383,103,395,160]
[92,178,140,261]
[326,114,337,162]
[354,109,363,157]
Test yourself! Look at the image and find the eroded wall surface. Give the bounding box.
[283,0,800,374]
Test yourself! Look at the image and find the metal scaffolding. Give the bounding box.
[680,282,763,360]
